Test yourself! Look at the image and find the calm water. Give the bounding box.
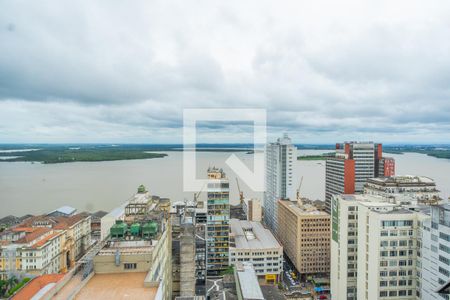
[0,150,449,217]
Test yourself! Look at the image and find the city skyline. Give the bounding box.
[1,1,450,143]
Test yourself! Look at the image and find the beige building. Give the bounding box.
[243,198,262,222]
[0,213,91,280]
[277,199,330,277]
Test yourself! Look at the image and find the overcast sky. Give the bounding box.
[1,0,450,144]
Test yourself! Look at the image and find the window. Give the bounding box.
[124,263,137,270]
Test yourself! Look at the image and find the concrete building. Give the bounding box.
[325,142,394,212]
[0,213,91,280]
[243,198,262,222]
[206,167,230,278]
[74,190,172,300]
[330,194,427,300]
[229,219,283,283]
[264,133,296,233]
[419,204,450,300]
[277,200,330,278]
[364,175,442,205]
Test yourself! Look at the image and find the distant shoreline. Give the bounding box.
[1,144,450,164]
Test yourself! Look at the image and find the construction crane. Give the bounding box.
[296,176,304,206]
[193,182,206,208]
[236,177,244,205]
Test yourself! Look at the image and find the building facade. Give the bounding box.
[325,142,394,212]
[420,204,450,300]
[229,219,283,283]
[278,199,330,278]
[330,194,427,300]
[243,198,262,222]
[206,167,230,277]
[264,133,296,233]
[0,213,91,280]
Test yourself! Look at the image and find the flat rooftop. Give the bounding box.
[74,273,158,300]
[367,175,436,185]
[280,200,329,216]
[230,219,281,250]
[98,240,154,255]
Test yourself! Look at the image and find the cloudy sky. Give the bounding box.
[1,0,450,144]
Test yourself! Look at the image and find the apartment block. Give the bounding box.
[330,194,427,300]
[229,219,283,283]
[264,133,296,233]
[206,167,230,278]
[278,199,330,278]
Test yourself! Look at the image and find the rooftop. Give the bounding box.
[230,219,281,250]
[74,272,158,300]
[236,263,264,300]
[367,175,436,185]
[98,240,154,255]
[280,200,329,217]
[48,205,76,215]
[11,274,64,300]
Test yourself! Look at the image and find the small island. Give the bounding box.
[0,146,167,164]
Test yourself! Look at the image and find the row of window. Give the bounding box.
[380,290,413,297]
[380,279,413,287]
[380,270,413,277]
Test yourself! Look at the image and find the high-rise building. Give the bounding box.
[277,199,330,278]
[419,204,450,300]
[330,194,428,300]
[325,141,394,212]
[264,133,296,233]
[206,167,230,278]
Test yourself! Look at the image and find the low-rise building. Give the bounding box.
[0,213,91,280]
[229,219,283,283]
[277,199,330,278]
[234,262,264,300]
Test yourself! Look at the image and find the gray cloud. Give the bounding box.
[1,0,450,143]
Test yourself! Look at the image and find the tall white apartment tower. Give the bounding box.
[264,133,296,234]
[331,194,428,300]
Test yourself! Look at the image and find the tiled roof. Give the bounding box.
[11,274,64,300]
[14,227,51,244]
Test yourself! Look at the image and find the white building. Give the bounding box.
[229,219,283,283]
[331,194,428,300]
[264,133,296,233]
[364,175,442,206]
[419,204,450,300]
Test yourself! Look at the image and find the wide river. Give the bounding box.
[0,150,449,217]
